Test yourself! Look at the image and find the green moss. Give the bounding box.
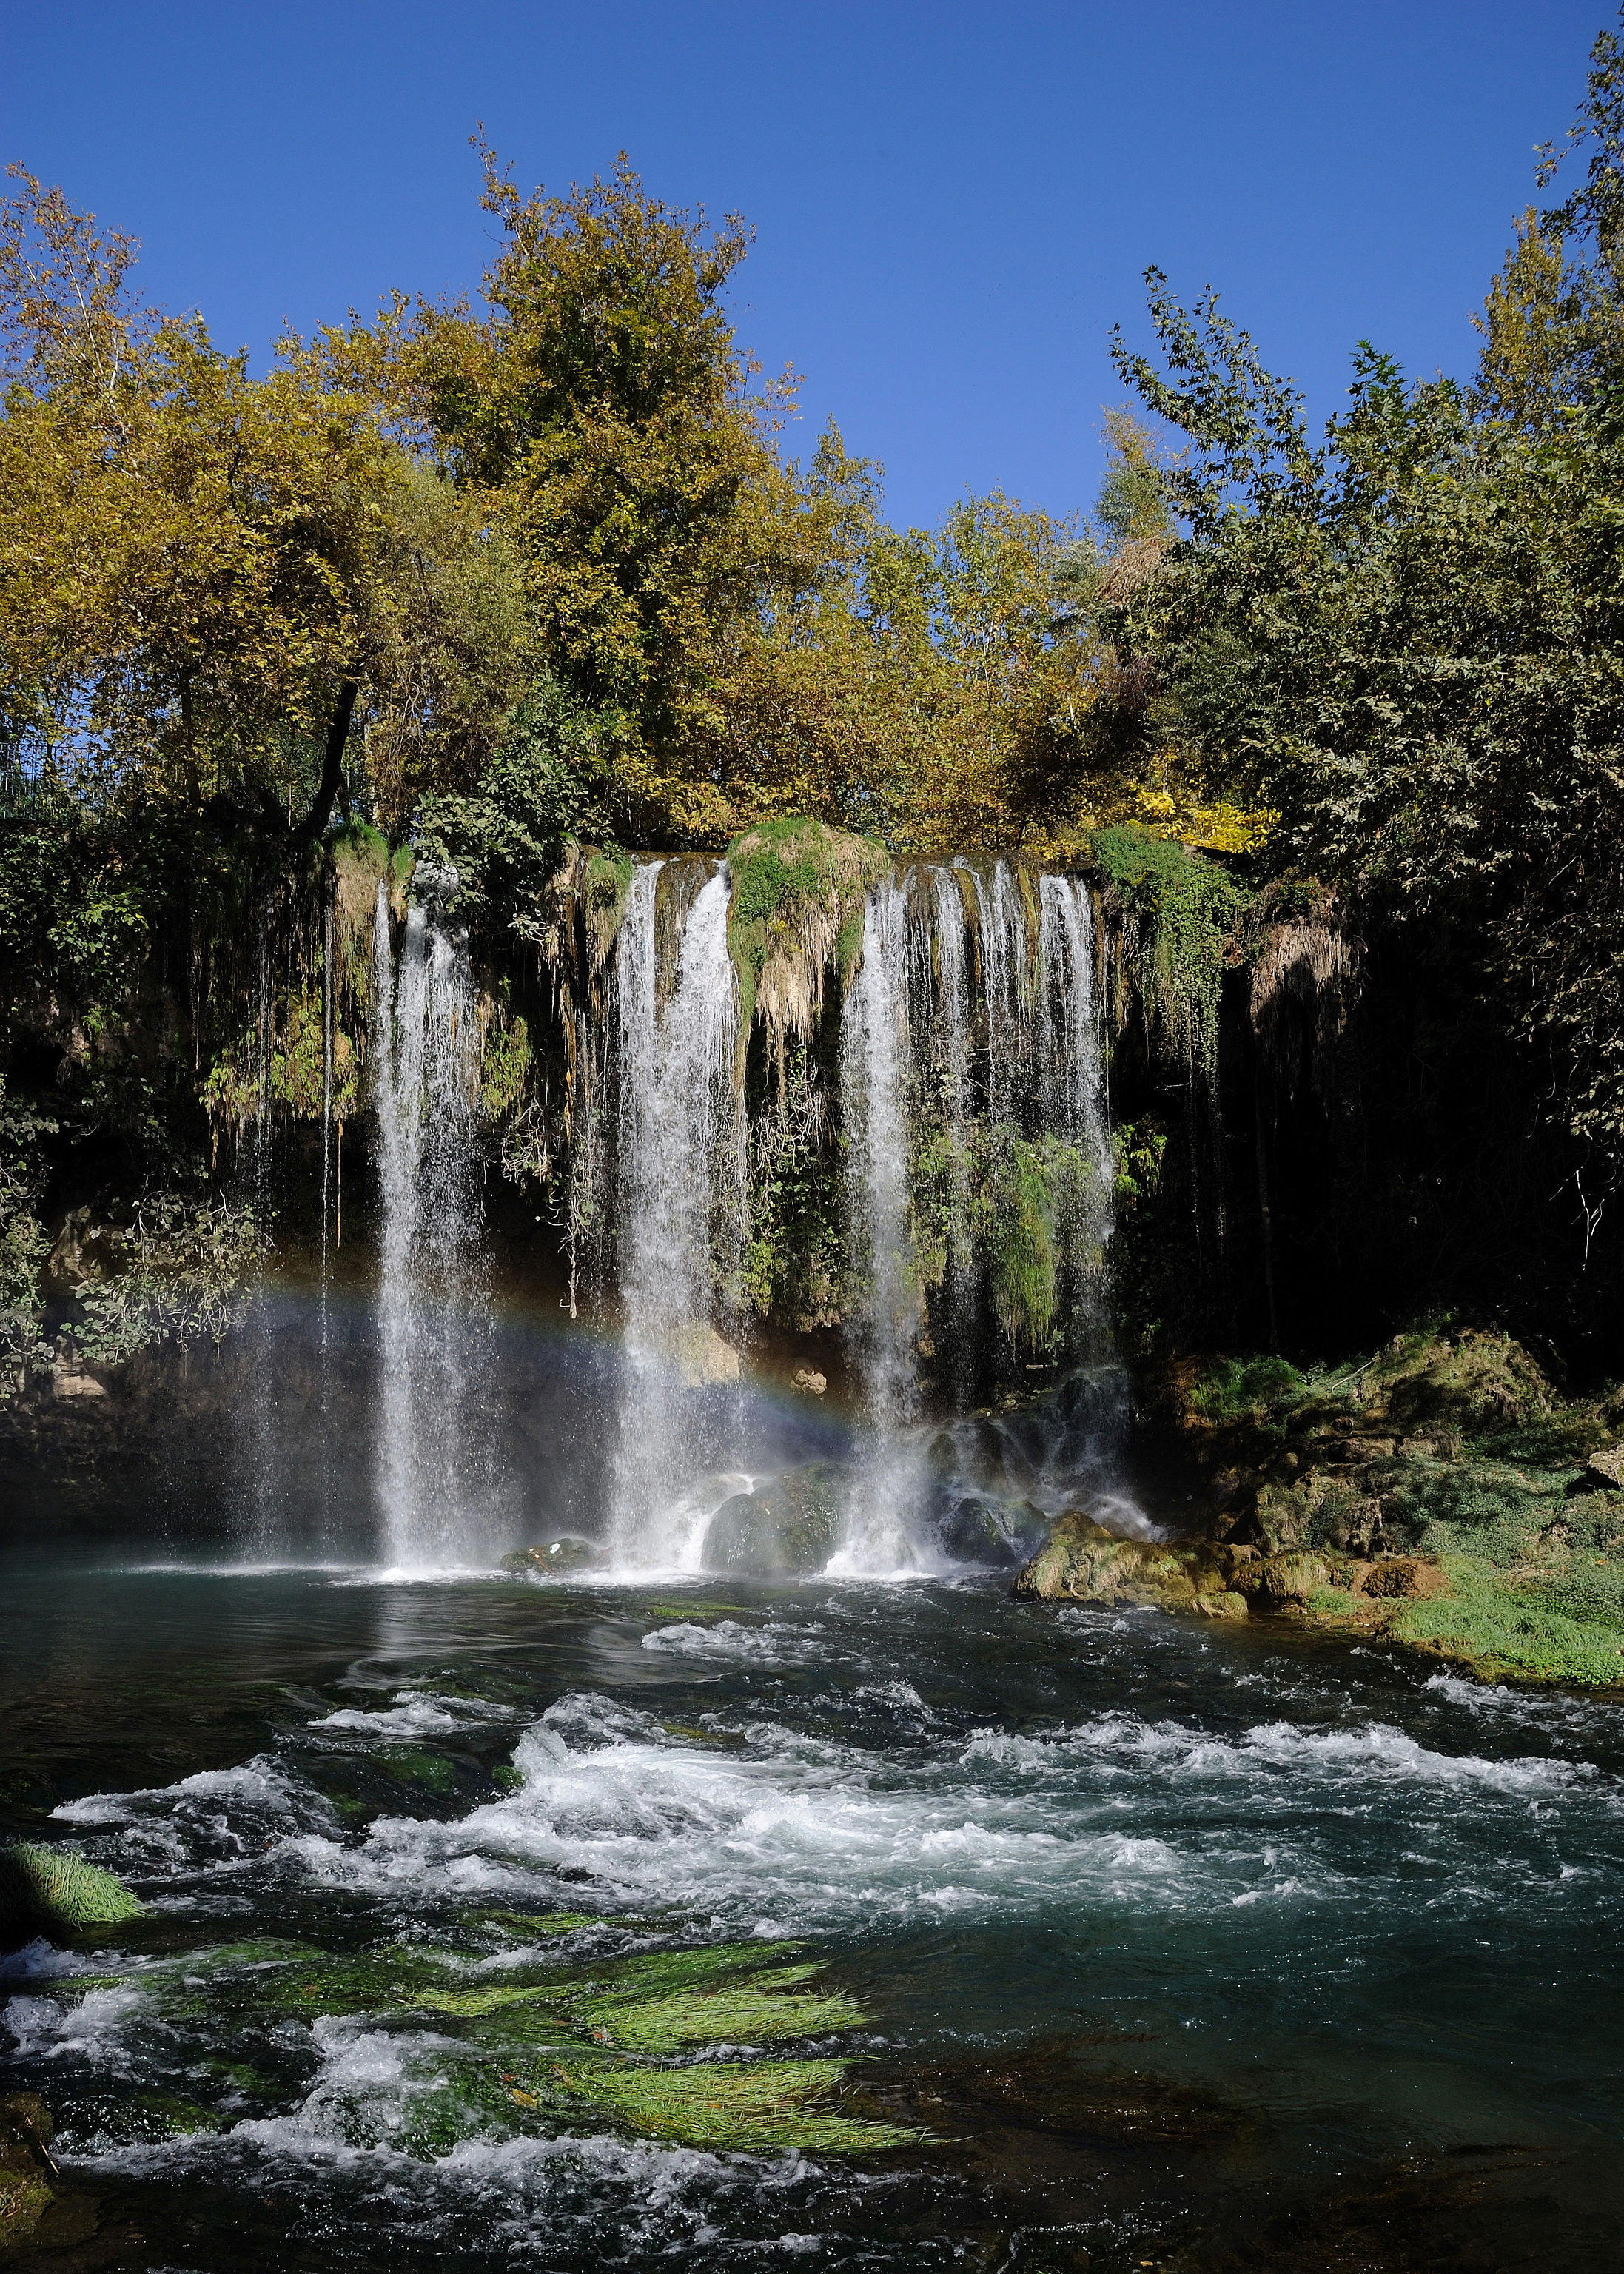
[478,1911,611,1936]
[585,1972,864,2052]
[986,1136,1056,1352]
[329,818,392,865]
[642,1601,745,1620]
[725,815,886,1031]
[0,2167,53,2247]
[1188,1355,1309,1424]
[480,1012,531,1121]
[0,1844,143,1937]
[583,850,634,965]
[1090,824,1246,1075]
[37,1932,907,2161]
[414,1982,566,2019]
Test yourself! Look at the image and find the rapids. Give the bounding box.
[3,1560,1623,2271]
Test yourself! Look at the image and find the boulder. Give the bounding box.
[938,1494,1050,1570]
[0,2096,56,2250]
[702,1462,848,1574]
[1586,1445,1624,1492]
[502,1536,604,1574]
[790,1367,828,1397]
[50,1362,107,1401]
[1015,1512,1244,1617]
[1358,1555,1451,1600]
[1252,1552,1333,1603]
[667,1324,740,1388]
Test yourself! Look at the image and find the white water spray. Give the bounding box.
[370,881,491,1569]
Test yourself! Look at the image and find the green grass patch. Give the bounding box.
[1387,1556,1624,1687]
[0,1844,143,1939]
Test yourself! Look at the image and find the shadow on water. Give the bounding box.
[2,1564,1623,2270]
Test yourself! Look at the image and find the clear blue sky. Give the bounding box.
[1,0,1605,531]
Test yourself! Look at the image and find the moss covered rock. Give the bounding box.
[1016,1512,1244,1614]
[502,1536,603,1574]
[702,1462,848,1573]
[725,816,886,1036]
[0,2096,56,2249]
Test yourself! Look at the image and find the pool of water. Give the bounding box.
[2,1560,1622,2271]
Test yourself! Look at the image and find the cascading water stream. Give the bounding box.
[836,874,927,1573]
[370,881,491,1570]
[973,859,1032,1135]
[931,863,976,1398]
[1037,871,1113,1267]
[608,863,745,1569]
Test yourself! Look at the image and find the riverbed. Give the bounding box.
[3,1562,1622,2270]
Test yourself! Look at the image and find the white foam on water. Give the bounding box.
[53,1753,337,1869]
[280,1690,1192,1931]
[639,1620,825,1665]
[332,1565,507,1587]
[0,1940,97,1984]
[962,1713,1597,1797]
[308,1690,523,1737]
[4,1985,147,2072]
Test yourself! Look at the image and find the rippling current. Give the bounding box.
[3,1565,1623,2271]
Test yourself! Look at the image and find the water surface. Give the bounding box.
[3,1564,1622,2271]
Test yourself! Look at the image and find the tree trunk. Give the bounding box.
[290,681,359,847]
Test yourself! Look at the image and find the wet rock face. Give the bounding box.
[702,1462,849,1574]
[937,1495,1050,1570]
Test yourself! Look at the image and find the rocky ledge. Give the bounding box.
[1017,1329,1624,1691]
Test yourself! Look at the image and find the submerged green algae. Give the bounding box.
[554,2056,917,2154]
[49,1929,903,2158]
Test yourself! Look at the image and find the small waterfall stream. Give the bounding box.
[608,862,745,1568]
[828,859,1121,1570]
[370,880,491,1570]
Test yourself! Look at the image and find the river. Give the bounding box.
[3,1559,1622,2271]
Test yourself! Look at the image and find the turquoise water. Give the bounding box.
[3,1563,1623,2270]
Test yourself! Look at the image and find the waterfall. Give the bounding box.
[835,874,927,1572]
[608,863,745,1568]
[931,864,976,1399]
[973,860,1030,1133]
[1038,871,1113,1326]
[370,880,491,1570]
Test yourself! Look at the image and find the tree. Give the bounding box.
[1105,13,1624,1150]
[0,167,526,848]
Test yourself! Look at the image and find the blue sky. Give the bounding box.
[1,0,1605,531]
